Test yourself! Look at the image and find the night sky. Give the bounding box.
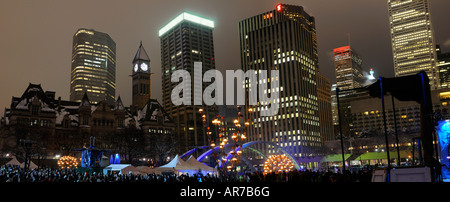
[1,0,450,115]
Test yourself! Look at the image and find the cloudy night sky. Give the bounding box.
[1,0,450,114]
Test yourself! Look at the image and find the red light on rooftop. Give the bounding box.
[276,4,282,12]
[333,46,351,54]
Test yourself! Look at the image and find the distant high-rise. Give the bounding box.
[159,12,216,153]
[437,45,450,88]
[388,0,438,89]
[132,42,151,109]
[70,28,116,105]
[333,45,364,90]
[239,4,322,158]
[317,71,333,143]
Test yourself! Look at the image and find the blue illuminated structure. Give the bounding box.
[74,137,109,169]
[437,120,450,180]
[114,153,120,164]
[191,141,301,170]
[75,146,108,169]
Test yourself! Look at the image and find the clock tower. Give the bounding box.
[132,41,152,109]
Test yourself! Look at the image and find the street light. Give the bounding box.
[212,119,221,125]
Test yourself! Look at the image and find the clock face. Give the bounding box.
[134,64,138,72]
[140,63,148,71]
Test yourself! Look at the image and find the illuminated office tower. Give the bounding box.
[388,0,439,89]
[70,28,116,105]
[239,4,322,158]
[333,45,364,90]
[159,12,216,153]
[437,45,450,88]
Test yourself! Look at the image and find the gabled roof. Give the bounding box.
[80,92,91,107]
[115,96,125,110]
[132,41,150,63]
[12,83,55,112]
[138,99,172,123]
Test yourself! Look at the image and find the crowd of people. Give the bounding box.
[0,164,373,183]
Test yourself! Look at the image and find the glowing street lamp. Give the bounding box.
[212,118,221,125]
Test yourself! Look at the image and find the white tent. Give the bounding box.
[28,160,38,170]
[154,155,217,176]
[154,155,186,174]
[179,156,217,176]
[6,156,23,167]
[102,164,133,175]
[121,165,141,175]
[5,156,38,170]
[135,166,155,174]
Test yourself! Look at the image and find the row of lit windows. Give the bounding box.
[73,84,106,91]
[389,0,413,8]
[392,29,428,41]
[271,139,321,149]
[73,50,116,65]
[75,29,94,36]
[392,10,425,22]
[395,42,430,53]
[74,48,108,56]
[148,128,172,134]
[393,21,427,32]
[16,118,51,127]
[72,73,106,80]
[391,9,425,19]
[74,88,105,94]
[396,49,433,60]
[397,57,432,67]
[396,47,430,57]
[72,68,106,76]
[396,67,433,75]
[393,33,429,47]
[334,53,350,61]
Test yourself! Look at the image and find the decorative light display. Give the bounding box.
[263,154,294,174]
[57,156,79,169]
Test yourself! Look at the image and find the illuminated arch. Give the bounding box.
[180,146,211,159]
[195,141,301,170]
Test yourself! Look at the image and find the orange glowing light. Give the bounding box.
[276,4,282,12]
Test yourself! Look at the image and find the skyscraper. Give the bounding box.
[159,12,216,153]
[317,71,333,143]
[132,42,151,109]
[239,4,322,158]
[333,45,364,90]
[388,0,438,89]
[437,45,450,88]
[70,28,116,105]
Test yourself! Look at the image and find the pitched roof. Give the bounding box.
[12,83,55,112]
[139,99,172,122]
[115,96,125,110]
[132,41,150,63]
[80,92,91,107]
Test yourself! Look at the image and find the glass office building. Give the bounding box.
[159,12,216,153]
[388,0,438,89]
[239,4,323,158]
[70,28,116,105]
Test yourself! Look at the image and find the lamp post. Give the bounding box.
[19,139,35,171]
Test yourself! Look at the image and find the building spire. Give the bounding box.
[132,41,150,63]
[80,92,91,106]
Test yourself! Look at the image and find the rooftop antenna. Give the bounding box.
[348,32,351,47]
